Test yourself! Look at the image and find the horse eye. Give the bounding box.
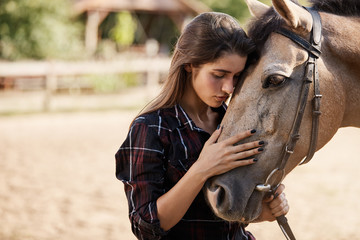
[263,75,287,89]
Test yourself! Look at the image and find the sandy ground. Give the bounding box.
[1,97,360,240]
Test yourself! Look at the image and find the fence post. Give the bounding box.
[44,63,57,111]
[145,39,161,99]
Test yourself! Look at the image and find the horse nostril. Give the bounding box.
[216,186,225,208]
[207,182,230,212]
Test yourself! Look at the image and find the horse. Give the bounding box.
[204,0,360,224]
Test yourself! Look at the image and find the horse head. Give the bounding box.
[204,0,360,223]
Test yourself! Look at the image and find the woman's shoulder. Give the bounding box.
[132,106,180,130]
[132,111,159,125]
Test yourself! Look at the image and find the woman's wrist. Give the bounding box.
[188,161,210,185]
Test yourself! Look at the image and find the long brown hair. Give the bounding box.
[139,12,255,116]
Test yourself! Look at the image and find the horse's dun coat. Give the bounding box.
[204,0,360,223]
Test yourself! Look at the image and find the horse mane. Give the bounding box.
[310,0,360,16]
[247,0,360,51]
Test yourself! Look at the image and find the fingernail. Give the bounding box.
[250,129,257,134]
[258,147,264,152]
[253,158,258,162]
[259,141,265,145]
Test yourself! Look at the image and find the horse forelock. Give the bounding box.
[246,7,285,54]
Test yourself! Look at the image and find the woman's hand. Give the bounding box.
[256,184,290,222]
[193,128,264,180]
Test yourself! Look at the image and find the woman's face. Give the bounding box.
[189,53,248,108]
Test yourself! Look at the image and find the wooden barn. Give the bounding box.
[73,0,211,53]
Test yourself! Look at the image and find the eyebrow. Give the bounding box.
[213,69,241,75]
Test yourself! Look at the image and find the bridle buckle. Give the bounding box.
[285,146,294,154]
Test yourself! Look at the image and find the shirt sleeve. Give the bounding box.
[115,118,167,239]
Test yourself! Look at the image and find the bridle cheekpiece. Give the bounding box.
[255,7,323,240]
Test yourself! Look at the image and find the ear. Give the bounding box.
[272,0,313,32]
[184,64,192,73]
[245,0,270,18]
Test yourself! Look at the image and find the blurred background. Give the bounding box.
[1,0,359,239]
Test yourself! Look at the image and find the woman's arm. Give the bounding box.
[156,162,208,231]
[116,119,169,239]
[157,128,263,230]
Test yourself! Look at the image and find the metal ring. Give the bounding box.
[256,168,285,193]
[255,184,271,192]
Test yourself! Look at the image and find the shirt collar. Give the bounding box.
[168,103,227,132]
[175,104,195,131]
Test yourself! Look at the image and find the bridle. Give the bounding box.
[255,7,322,195]
[255,7,322,240]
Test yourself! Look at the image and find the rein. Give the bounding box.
[255,7,322,240]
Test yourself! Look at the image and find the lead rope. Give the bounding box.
[267,183,296,240]
[274,186,296,240]
[277,215,296,240]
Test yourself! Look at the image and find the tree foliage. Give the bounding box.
[200,0,251,24]
[109,11,136,47]
[0,0,84,60]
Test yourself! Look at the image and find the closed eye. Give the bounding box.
[213,74,225,79]
[262,74,288,89]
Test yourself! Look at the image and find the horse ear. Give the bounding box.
[272,0,312,32]
[245,0,270,18]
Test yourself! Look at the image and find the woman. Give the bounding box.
[115,12,289,240]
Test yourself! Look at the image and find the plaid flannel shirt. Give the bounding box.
[115,104,255,240]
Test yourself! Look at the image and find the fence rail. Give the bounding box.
[0,57,171,111]
[0,57,171,77]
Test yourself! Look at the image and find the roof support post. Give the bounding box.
[85,10,109,53]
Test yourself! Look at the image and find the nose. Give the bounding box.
[206,180,233,215]
[222,78,234,95]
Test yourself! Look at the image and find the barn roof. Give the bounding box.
[73,0,211,15]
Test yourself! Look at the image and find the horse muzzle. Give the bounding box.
[204,174,264,222]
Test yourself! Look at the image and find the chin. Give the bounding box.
[210,101,224,108]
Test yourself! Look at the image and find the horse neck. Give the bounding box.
[321,13,360,127]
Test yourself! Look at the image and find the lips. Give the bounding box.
[215,96,229,102]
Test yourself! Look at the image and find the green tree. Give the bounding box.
[0,0,84,60]
[110,11,136,48]
[200,0,251,24]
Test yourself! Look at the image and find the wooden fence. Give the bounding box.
[0,57,171,111]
